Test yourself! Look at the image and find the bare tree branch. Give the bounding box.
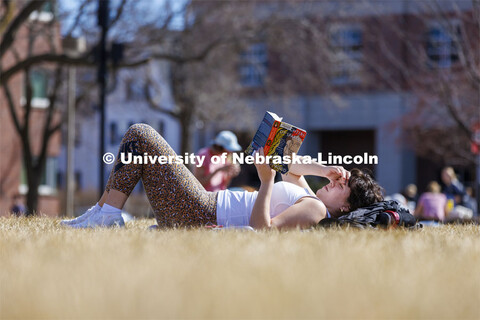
[108,0,128,29]
[48,122,62,136]
[2,83,22,133]
[143,79,179,119]
[22,68,33,152]
[430,0,480,85]
[1,33,243,86]
[151,37,235,63]
[0,0,15,34]
[39,66,63,169]
[10,45,20,63]
[64,0,93,37]
[0,53,153,86]
[440,81,474,140]
[0,0,46,59]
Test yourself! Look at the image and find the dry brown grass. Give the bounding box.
[1,217,479,319]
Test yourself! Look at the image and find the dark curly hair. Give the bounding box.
[347,168,384,211]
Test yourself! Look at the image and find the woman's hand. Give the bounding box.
[254,148,276,184]
[321,165,350,186]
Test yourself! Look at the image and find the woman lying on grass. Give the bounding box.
[62,124,383,230]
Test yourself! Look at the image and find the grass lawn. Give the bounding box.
[1,217,479,319]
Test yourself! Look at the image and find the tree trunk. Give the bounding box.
[25,168,40,216]
[21,132,49,215]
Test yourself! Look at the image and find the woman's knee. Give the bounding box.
[126,123,157,138]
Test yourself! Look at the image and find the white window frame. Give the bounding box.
[29,11,54,23]
[20,97,50,109]
[426,19,461,69]
[239,43,268,88]
[19,157,58,196]
[29,1,55,23]
[328,23,363,86]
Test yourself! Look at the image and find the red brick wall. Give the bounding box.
[0,8,62,217]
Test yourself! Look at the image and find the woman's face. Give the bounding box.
[316,180,351,217]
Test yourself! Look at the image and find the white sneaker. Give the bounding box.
[73,211,125,228]
[61,205,100,226]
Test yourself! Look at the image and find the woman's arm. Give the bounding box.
[250,148,276,229]
[270,198,326,230]
[281,172,312,193]
[249,175,275,229]
[282,158,350,193]
[289,157,350,181]
[249,149,328,230]
[287,157,327,176]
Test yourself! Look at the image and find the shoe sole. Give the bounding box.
[72,218,125,229]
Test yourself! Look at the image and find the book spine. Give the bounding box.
[264,120,281,154]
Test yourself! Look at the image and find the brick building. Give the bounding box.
[0,2,62,216]
[218,1,479,195]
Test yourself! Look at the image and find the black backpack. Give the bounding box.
[317,200,421,229]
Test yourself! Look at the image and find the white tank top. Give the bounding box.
[216,181,318,227]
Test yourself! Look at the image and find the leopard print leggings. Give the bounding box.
[105,124,217,227]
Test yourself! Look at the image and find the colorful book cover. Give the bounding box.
[245,111,307,174]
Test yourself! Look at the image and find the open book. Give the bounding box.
[245,111,307,174]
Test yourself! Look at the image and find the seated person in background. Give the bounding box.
[463,186,478,217]
[441,166,465,206]
[385,192,408,209]
[402,184,417,213]
[11,194,26,216]
[385,184,418,213]
[194,131,241,192]
[414,181,449,222]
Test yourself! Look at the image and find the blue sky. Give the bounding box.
[58,0,189,36]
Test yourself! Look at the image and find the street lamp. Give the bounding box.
[98,0,109,198]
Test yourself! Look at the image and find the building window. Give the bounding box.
[125,79,144,100]
[22,69,50,108]
[426,20,461,68]
[19,157,58,196]
[30,70,48,98]
[329,24,363,85]
[239,43,268,87]
[110,122,119,145]
[29,0,55,22]
[56,172,64,189]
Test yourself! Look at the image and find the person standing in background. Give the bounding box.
[194,131,241,192]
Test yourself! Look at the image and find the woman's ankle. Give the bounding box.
[100,203,122,215]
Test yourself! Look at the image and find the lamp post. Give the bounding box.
[97,0,109,198]
[62,36,86,217]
